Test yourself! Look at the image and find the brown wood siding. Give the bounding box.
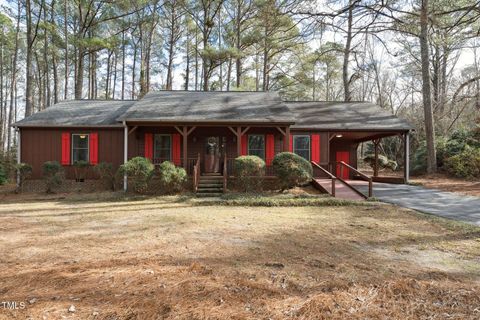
[21,128,124,179]
[129,126,285,162]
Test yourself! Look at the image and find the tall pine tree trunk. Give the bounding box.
[343,0,353,102]
[420,0,437,173]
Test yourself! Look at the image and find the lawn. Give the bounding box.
[0,193,479,319]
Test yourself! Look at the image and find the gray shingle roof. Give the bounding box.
[117,91,294,123]
[13,100,135,127]
[286,101,413,131]
[14,92,413,132]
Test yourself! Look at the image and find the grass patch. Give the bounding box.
[193,192,375,207]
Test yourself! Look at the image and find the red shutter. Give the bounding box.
[172,134,181,165]
[144,133,153,160]
[89,133,99,165]
[266,134,275,165]
[241,135,248,156]
[311,134,320,163]
[289,134,293,152]
[61,132,70,165]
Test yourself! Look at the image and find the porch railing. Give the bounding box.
[193,153,201,193]
[311,161,336,197]
[226,158,275,176]
[337,161,372,198]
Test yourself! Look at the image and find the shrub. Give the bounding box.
[15,163,32,193]
[234,155,265,192]
[94,162,118,191]
[444,146,480,179]
[119,157,154,193]
[0,163,7,185]
[73,160,90,182]
[158,161,187,193]
[272,152,313,190]
[42,161,65,193]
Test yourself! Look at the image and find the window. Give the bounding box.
[72,134,89,163]
[248,135,265,159]
[293,135,310,160]
[154,134,171,161]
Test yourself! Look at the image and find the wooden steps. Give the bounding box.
[197,175,224,197]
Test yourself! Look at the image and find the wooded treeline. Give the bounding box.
[0,0,479,174]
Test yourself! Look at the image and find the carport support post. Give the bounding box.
[373,138,381,177]
[404,132,410,183]
[123,122,128,192]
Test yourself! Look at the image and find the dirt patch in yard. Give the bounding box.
[0,195,479,319]
[411,173,480,197]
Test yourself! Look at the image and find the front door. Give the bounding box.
[336,151,350,179]
[204,137,220,173]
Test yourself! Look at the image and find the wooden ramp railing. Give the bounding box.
[193,153,201,193]
[311,161,336,197]
[337,161,373,198]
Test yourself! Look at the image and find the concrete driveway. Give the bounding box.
[353,182,480,226]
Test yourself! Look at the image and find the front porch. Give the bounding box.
[124,124,292,179]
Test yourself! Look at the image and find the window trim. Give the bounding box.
[153,134,172,161]
[71,133,90,164]
[247,134,266,159]
[293,135,311,161]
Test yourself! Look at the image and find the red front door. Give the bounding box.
[336,151,350,179]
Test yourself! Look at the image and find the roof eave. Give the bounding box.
[13,124,124,128]
[121,118,296,125]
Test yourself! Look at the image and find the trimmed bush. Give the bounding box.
[15,163,32,193]
[444,146,480,179]
[94,162,118,191]
[158,161,187,193]
[73,160,90,182]
[272,152,313,190]
[234,155,266,192]
[119,157,154,193]
[0,163,7,185]
[42,161,65,193]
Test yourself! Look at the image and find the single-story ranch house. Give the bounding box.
[13,91,413,196]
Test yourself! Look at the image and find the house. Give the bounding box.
[13,91,413,194]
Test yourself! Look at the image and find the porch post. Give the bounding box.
[373,138,381,177]
[183,126,188,169]
[285,126,290,152]
[16,128,20,188]
[236,126,242,156]
[123,121,128,192]
[404,132,410,183]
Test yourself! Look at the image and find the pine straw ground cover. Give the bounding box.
[0,193,479,319]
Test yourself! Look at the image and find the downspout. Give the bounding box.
[123,121,128,192]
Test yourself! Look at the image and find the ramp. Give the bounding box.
[314,178,365,201]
